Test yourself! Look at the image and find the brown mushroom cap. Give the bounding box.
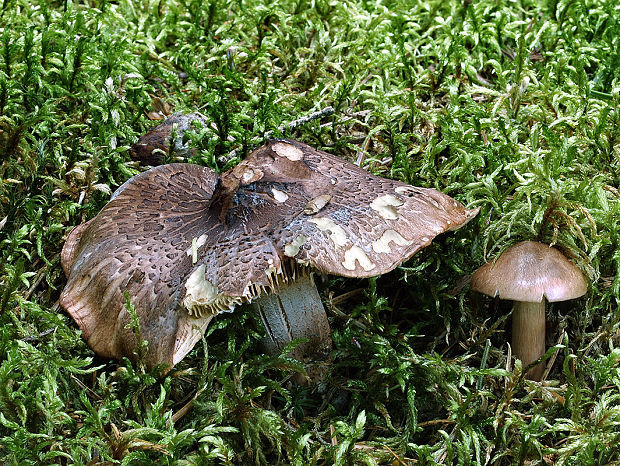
[470,241,587,303]
[61,139,479,369]
[129,113,207,166]
[61,164,220,369]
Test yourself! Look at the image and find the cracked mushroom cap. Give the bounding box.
[61,139,479,369]
[470,241,587,302]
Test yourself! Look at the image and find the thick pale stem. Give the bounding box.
[251,274,331,365]
[512,300,546,380]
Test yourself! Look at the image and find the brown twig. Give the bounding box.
[541,330,566,381]
[169,387,205,426]
[23,266,48,301]
[417,419,456,428]
[71,373,102,401]
[329,288,363,305]
[384,444,408,465]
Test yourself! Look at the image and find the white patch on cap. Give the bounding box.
[342,246,376,271]
[308,217,348,247]
[284,234,308,257]
[272,188,288,203]
[395,186,414,195]
[304,194,332,215]
[370,194,404,220]
[186,233,208,263]
[372,229,413,253]
[273,142,303,161]
[242,168,256,183]
[184,265,234,316]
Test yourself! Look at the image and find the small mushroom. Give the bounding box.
[129,113,208,166]
[61,140,479,372]
[470,241,587,380]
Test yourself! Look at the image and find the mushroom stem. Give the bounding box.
[512,300,546,380]
[251,274,331,365]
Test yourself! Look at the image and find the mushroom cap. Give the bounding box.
[129,113,207,166]
[470,241,587,303]
[214,140,479,279]
[61,139,479,369]
[61,164,220,369]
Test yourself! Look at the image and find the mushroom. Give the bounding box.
[61,139,479,372]
[129,113,208,166]
[470,241,587,380]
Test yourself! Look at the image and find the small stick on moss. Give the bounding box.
[355,134,371,167]
[264,106,335,139]
[541,329,566,381]
[169,387,205,425]
[329,288,363,306]
[219,107,336,164]
[417,419,456,428]
[70,373,102,401]
[23,264,49,301]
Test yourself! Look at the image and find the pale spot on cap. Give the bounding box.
[372,229,413,254]
[184,265,238,316]
[304,194,332,215]
[308,217,348,247]
[370,194,404,220]
[273,142,304,161]
[242,168,257,183]
[284,235,308,257]
[395,186,413,195]
[271,188,289,203]
[342,246,376,271]
[186,233,209,264]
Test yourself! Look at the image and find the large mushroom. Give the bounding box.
[470,241,587,380]
[61,139,479,372]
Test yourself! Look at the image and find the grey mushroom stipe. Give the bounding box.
[470,241,587,380]
[253,274,331,361]
[60,139,480,372]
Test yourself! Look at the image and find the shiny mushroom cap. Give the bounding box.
[61,139,479,370]
[470,241,587,303]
